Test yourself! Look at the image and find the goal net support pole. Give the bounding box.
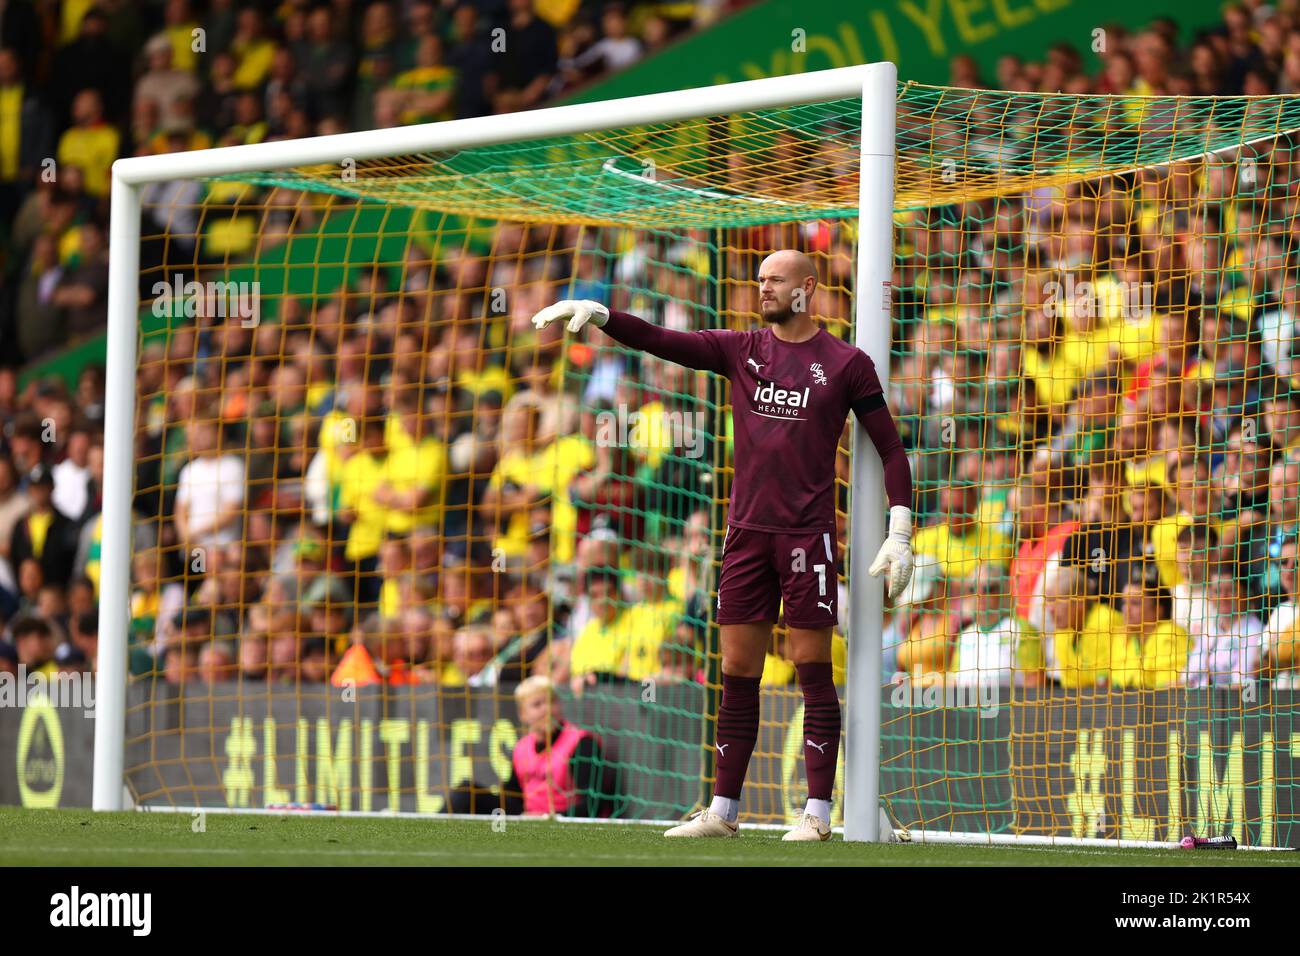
[93,175,143,812]
[846,62,898,843]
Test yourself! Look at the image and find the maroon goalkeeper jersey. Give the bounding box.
[602,311,911,533]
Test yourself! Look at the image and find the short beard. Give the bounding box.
[763,303,795,324]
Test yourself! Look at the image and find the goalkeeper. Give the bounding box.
[533,249,914,841]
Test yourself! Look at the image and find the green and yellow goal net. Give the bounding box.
[117,81,1300,845]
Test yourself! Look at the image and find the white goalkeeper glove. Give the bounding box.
[531,299,609,334]
[868,505,915,601]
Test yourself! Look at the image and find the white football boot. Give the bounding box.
[664,809,739,838]
[782,812,832,842]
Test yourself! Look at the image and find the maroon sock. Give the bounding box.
[713,673,762,800]
[796,662,841,801]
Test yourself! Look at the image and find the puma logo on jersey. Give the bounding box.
[817,601,834,613]
[806,739,830,753]
[746,358,764,374]
[810,362,828,385]
[716,743,729,756]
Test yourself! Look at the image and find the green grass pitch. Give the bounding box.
[1,807,1297,866]
[0,806,1294,868]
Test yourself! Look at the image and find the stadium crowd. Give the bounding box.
[0,0,737,357]
[1,1,1300,697]
[0,0,735,689]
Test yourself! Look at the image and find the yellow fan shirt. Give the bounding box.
[338,449,388,562]
[912,521,1013,580]
[1052,603,1124,688]
[1108,620,1191,689]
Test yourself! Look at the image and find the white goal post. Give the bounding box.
[93,62,900,840]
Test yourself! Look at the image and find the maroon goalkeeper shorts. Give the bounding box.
[715,524,839,629]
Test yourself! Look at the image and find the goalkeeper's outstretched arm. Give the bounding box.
[852,393,915,601]
[532,299,723,373]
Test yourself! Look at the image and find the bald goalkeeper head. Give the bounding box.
[758,249,819,328]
